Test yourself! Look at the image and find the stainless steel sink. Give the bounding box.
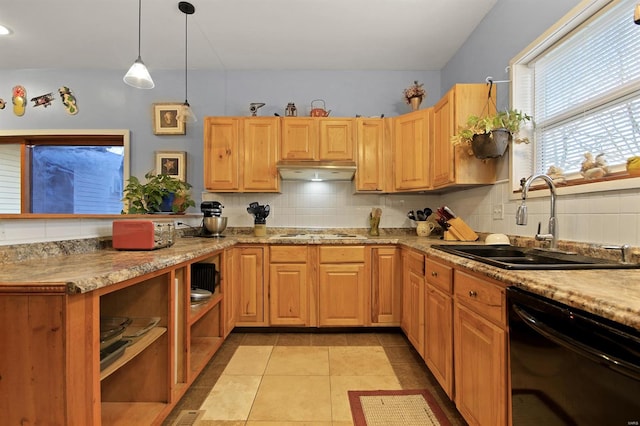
[431,244,640,270]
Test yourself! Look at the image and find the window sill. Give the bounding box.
[510,171,640,200]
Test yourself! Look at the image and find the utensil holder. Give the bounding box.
[369,217,380,236]
[254,224,267,237]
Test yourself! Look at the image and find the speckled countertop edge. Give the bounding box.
[1,228,638,330]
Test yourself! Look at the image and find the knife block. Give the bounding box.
[446,217,478,241]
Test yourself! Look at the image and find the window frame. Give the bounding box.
[509,0,640,200]
[0,129,130,218]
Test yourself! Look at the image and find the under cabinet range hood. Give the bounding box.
[276,160,357,181]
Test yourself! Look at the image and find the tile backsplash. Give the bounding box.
[1,180,638,246]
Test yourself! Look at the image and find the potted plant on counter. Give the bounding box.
[122,172,195,214]
[451,109,532,159]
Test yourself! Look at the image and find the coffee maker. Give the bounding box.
[200,201,228,237]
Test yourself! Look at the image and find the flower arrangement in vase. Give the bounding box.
[403,80,426,111]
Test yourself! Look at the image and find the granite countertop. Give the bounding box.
[1,231,639,330]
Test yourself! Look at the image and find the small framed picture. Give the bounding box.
[155,151,187,181]
[152,103,186,135]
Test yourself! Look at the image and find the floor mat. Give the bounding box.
[348,389,452,426]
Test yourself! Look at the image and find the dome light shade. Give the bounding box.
[123,0,154,89]
[123,56,154,89]
[178,102,197,123]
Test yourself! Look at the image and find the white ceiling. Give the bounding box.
[0,0,497,71]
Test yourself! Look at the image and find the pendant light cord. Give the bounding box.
[184,12,188,104]
[137,0,142,57]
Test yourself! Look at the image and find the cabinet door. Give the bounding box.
[319,118,355,161]
[425,284,453,398]
[454,303,507,426]
[356,118,386,191]
[281,117,318,160]
[371,247,401,325]
[394,109,432,191]
[401,250,425,357]
[234,246,266,325]
[270,263,308,326]
[204,117,240,191]
[243,117,280,192]
[432,90,455,188]
[318,263,366,326]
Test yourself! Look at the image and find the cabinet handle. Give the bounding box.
[469,290,478,298]
[431,271,438,277]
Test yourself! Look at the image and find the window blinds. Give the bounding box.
[532,0,640,175]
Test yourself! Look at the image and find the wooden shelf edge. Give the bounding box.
[189,293,223,325]
[101,401,167,425]
[189,337,223,377]
[100,327,167,381]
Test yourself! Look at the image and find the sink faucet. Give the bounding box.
[516,174,558,249]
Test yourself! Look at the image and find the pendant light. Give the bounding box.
[123,0,154,89]
[635,2,640,24]
[177,1,197,123]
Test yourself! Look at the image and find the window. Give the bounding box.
[511,0,640,192]
[0,130,129,215]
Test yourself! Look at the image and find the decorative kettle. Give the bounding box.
[310,99,331,117]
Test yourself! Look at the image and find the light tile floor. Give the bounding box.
[163,331,467,426]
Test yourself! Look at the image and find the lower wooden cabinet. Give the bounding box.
[370,246,402,325]
[401,248,425,357]
[453,270,508,426]
[318,246,368,326]
[234,246,267,326]
[269,246,309,326]
[424,258,454,399]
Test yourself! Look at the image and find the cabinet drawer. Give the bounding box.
[271,246,307,263]
[426,258,452,293]
[454,270,505,325]
[404,250,425,276]
[319,246,365,263]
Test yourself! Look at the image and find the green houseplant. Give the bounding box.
[451,109,532,159]
[122,172,195,214]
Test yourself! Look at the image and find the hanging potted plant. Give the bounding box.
[451,109,532,159]
[122,172,195,214]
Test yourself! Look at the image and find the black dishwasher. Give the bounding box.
[507,287,640,425]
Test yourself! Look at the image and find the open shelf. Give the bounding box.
[189,292,223,325]
[100,327,167,381]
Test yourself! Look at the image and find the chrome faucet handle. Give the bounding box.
[603,244,632,263]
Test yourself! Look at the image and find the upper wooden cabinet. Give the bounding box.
[355,118,393,192]
[432,84,497,189]
[394,108,432,191]
[281,117,355,161]
[204,117,280,192]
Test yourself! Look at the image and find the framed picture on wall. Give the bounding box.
[155,151,187,182]
[152,103,186,135]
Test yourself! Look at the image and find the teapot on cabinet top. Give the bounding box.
[310,99,331,117]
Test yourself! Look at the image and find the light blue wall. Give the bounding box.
[1,69,439,206]
[442,0,581,108]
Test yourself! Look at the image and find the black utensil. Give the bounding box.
[416,210,426,221]
[423,208,433,219]
[407,211,416,221]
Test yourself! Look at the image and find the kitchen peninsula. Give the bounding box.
[1,231,639,425]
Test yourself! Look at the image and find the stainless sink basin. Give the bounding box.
[432,244,640,270]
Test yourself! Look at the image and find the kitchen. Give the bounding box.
[2,2,638,426]
[4,0,638,247]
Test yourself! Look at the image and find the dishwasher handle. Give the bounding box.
[512,304,640,381]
